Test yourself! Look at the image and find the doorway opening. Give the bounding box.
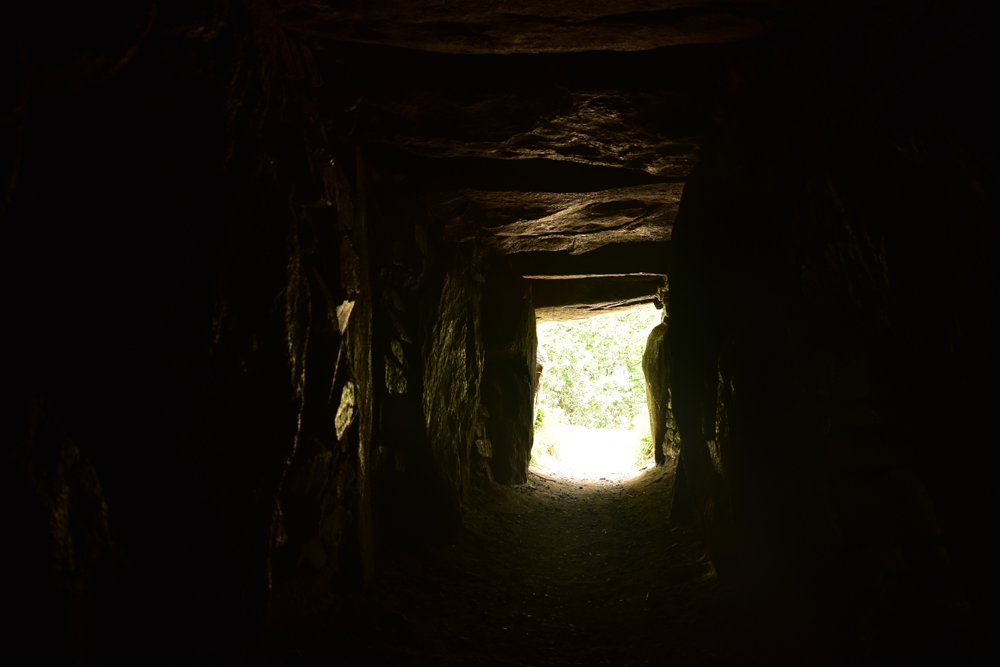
[532,304,662,481]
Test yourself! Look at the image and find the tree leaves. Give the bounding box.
[537,306,661,430]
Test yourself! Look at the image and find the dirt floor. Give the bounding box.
[264,461,850,667]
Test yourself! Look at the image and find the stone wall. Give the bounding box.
[4,4,309,659]
[643,288,681,466]
[9,1,995,662]
[667,3,1000,658]
[642,323,670,466]
[481,259,538,486]
[369,174,488,544]
[1,2,540,661]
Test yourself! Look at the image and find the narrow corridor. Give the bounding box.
[267,465,850,667]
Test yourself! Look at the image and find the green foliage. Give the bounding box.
[626,410,655,465]
[537,305,662,430]
[635,433,654,464]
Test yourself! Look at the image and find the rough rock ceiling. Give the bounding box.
[281,1,809,54]
[510,242,670,278]
[296,1,819,318]
[339,42,725,175]
[532,276,667,321]
[430,182,683,254]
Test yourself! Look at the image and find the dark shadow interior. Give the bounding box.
[4,2,999,665]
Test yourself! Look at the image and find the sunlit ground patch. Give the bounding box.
[530,423,653,482]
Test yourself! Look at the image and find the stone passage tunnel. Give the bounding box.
[5,2,999,665]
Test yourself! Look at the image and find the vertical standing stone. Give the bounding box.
[642,323,670,465]
[351,147,375,584]
[481,259,537,485]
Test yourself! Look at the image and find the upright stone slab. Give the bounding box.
[642,322,669,465]
[481,259,537,485]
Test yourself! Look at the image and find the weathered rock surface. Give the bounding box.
[282,1,812,54]
[667,8,1000,658]
[274,435,357,612]
[420,250,486,513]
[362,166,485,545]
[431,183,682,255]
[511,241,670,279]
[336,34,704,322]
[481,260,538,484]
[6,1,998,664]
[365,145,672,193]
[642,323,670,465]
[344,43,722,177]
[533,276,664,321]
[7,399,115,664]
[337,35,709,324]
[362,90,701,177]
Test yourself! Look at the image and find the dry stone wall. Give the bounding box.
[667,5,1000,658]
[1,2,540,661]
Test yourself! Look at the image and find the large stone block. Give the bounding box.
[642,322,670,465]
[481,259,537,485]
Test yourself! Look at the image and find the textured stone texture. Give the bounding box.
[3,3,377,657]
[533,276,664,321]
[4,1,998,663]
[338,36,713,319]
[282,1,812,54]
[430,183,682,255]
[511,241,670,279]
[420,249,487,513]
[360,82,703,176]
[338,38,706,321]
[361,161,487,546]
[642,323,670,465]
[481,260,538,485]
[6,399,115,665]
[667,6,1000,657]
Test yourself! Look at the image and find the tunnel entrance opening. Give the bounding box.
[531,304,662,482]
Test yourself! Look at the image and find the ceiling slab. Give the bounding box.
[430,182,682,254]
[282,1,808,54]
[532,275,664,320]
[511,241,671,278]
[341,44,719,177]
